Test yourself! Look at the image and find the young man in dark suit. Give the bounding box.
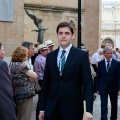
[97,46,120,120]
[39,22,94,120]
[0,42,16,120]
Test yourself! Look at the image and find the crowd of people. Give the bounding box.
[1,21,120,120]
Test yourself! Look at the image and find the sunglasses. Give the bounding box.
[41,49,48,52]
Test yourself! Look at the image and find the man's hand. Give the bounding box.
[38,112,44,120]
[29,78,35,82]
[83,112,93,120]
[97,91,100,95]
[118,91,120,96]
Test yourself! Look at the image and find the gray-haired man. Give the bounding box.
[97,46,120,120]
[21,41,35,70]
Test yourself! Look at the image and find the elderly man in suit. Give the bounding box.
[38,22,94,120]
[0,42,16,120]
[97,46,120,120]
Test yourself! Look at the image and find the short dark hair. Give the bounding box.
[116,48,119,51]
[56,22,74,34]
[0,42,2,49]
[21,41,34,49]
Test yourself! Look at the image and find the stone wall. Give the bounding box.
[24,0,101,54]
[101,3,120,49]
[0,0,24,57]
[24,0,77,8]
[0,0,101,57]
[83,0,101,54]
[24,4,78,49]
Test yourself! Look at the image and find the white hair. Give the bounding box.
[103,46,112,53]
[97,48,103,53]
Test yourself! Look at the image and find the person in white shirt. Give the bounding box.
[91,48,103,92]
[91,48,103,68]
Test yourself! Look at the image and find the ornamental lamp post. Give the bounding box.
[78,0,81,48]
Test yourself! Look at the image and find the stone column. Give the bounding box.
[82,0,101,54]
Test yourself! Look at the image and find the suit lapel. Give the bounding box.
[108,59,114,73]
[62,46,76,76]
[53,48,60,76]
[102,60,108,73]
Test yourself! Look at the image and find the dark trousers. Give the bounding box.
[92,64,98,92]
[100,90,118,120]
[36,80,43,120]
[44,100,83,120]
[44,101,63,120]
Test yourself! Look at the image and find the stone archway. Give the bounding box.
[102,38,114,48]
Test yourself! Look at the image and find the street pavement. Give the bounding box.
[93,94,120,120]
[31,94,120,120]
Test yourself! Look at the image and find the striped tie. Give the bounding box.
[60,50,66,76]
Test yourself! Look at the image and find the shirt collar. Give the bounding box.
[38,54,46,58]
[105,58,112,62]
[59,44,72,54]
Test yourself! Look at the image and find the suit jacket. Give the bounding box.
[97,59,120,92]
[0,60,16,120]
[40,46,94,119]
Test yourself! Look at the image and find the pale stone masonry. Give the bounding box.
[0,0,101,57]
[0,0,24,56]
[24,0,101,55]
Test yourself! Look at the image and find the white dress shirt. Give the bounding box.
[25,58,33,71]
[105,58,112,71]
[91,52,101,64]
[40,44,72,112]
[57,44,72,70]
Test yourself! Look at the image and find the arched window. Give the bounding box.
[102,38,114,48]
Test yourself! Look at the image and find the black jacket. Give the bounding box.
[40,46,94,119]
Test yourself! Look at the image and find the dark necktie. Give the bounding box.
[60,50,66,76]
[107,61,110,70]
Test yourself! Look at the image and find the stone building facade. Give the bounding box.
[24,0,78,49]
[24,0,101,55]
[0,0,24,57]
[101,1,120,49]
[0,0,101,59]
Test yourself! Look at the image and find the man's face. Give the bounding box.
[116,49,119,52]
[104,50,112,60]
[100,52,103,55]
[28,45,34,58]
[0,46,5,59]
[48,45,54,52]
[118,49,120,53]
[40,49,48,57]
[57,27,74,49]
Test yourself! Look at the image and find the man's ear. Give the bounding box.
[72,33,75,40]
